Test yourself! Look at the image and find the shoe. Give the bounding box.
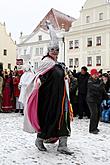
[89,130,98,134]
[20,109,23,114]
[35,138,47,151]
[57,136,74,155]
[15,109,19,113]
[96,128,100,132]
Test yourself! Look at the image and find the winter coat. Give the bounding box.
[74,72,89,95]
[13,76,20,97]
[87,77,108,104]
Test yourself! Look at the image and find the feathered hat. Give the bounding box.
[45,20,59,52]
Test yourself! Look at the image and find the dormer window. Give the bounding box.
[99,13,103,20]
[3,49,7,56]
[86,16,90,23]
[38,35,42,41]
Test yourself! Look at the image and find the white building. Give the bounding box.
[65,0,110,72]
[17,8,75,69]
[0,22,16,71]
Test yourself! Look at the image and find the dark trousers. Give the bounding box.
[78,94,90,118]
[87,102,100,132]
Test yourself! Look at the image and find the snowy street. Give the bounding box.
[0,113,110,165]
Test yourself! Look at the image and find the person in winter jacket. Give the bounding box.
[87,69,108,134]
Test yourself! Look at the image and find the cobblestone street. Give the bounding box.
[0,113,110,165]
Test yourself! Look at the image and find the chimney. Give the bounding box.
[9,33,11,37]
[20,32,23,37]
[3,22,6,26]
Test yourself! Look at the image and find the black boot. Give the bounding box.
[57,136,74,155]
[35,138,47,151]
[20,109,24,115]
[15,109,19,113]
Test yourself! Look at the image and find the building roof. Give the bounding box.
[83,0,107,9]
[33,8,76,32]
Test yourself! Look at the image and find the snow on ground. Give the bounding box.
[0,113,110,165]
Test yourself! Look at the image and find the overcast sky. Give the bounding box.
[0,0,86,42]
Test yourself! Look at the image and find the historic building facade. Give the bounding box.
[0,22,16,71]
[65,0,110,72]
[17,8,75,69]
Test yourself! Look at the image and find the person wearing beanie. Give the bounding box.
[87,69,108,134]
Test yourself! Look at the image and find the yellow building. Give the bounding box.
[0,22,16,71]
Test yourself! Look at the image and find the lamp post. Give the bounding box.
[62,37,65,63]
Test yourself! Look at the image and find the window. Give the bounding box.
[87,57,92,66]
[30,47,33,54]
[99,13,103,20]
[96,36,101,46]
[69,41,73,49]
[86,16,90,23]
[96,56,101,66]
[87,38,92,47]
[8,63,11,69]
[38,35,42,41]
[4,49,7,56]
[74,58,79,67]
[35,48,39,55]
[40,48,43,55]
[24,49,27,55]
[69,59,73,68]
[74,40,79,49]
[34,62,38,69]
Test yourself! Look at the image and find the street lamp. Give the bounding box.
[62,37,65,63]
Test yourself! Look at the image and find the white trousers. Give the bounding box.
[16,97,24,109]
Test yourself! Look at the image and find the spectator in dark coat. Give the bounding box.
[73,66,90,119]
[102,73,110,93]
[87,69,108,134]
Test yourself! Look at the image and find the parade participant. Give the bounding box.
[2,70,13,112]
[24,21,73,155]
[18,63,34,115]
[0,71,3,111]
